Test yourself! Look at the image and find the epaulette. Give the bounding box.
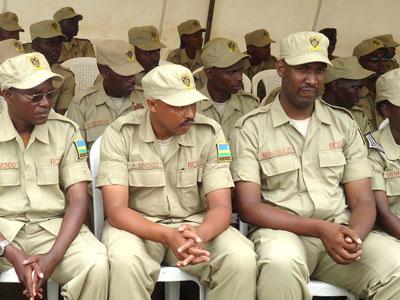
[113,109,145,131]
[320,99,355,121]
[239,90,260,102]
[365,132,385,153]
[75,38,92,43]
[72,82,102,104]
[235,104,270,128]
[47,110,80,131]
[193,113,221,133]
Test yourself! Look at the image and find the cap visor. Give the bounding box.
[12,71,63,90]
[110,63,144,77]
[285,53,332,66]
[136,41,166,51]
[160,89,208,107]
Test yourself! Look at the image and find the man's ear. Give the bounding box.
[2,89,13,104]
[147,98,157,113]
[276,59,286,78]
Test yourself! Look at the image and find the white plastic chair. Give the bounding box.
[238,221,359,300]
[90,136,206,300]
[251,69,281,98]
[0,268,59,300]
[242,73,251,93]
[379,118,389,129]
[61,57,99,92]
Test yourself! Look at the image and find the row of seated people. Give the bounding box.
[1,7,398,130]
[0,29,400,300]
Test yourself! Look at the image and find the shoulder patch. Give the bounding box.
[74,139,88,159]
[366,132,385,153]
[235,105,270,128]
[217,143,232,162]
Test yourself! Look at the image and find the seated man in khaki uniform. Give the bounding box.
[0,12,24,41]
[323,56,374,135]
[244,29,277,99]
[67,40,143,150]
[0,52,108,300]
[97,64,257,300]
[354,38,389,130]
[368,68,400,240]
[167,19,205,72]
[231,31,400,300]
[30,20,76,115]
[53,7,95,63]
[197,37,259,142]
[128,25,166,106]
[374,34,399,71]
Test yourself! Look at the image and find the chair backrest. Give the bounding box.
[242,73,251,93]
[61,57,100,92]
[251,69,281,98]
[379,118,389,129]
[89,136,104,239]
[192,66,204,76]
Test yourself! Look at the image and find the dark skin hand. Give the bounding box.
[235,178,375,265]
[102,185,232,266]
[22,181,89,294]
[374,190,400,239]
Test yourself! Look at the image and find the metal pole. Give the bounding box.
[159,0,167,37]
[205,0,216,43]
[2,0,8,12]
[312,0,323,31]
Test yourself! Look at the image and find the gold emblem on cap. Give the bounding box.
[228,41,237,52]
[308,36,321,52]
[126,50,135,62]
[181,74,193,90]
[14,41,23,53]
[51,22,58,30]
[151,31,158,40]
[372,39,380,46]
[30,56,43,70]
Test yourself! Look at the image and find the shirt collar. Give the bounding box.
[198,86,242,112]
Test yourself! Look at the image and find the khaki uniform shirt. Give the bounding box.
[358,87,383,131]
[368,126,400,215]
[349,106,372,136]
[197,86,259,142]
[51,63,76,112]
[96,109,234,224]
[66,79,137,149]
[243,55,278,80]
[58,37,95,63]
[0,101,91,241]
[386,59,399,72]
[261,86,281,106]
[230,97,371,224]
[167,48,203,72]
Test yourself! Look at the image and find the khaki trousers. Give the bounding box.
[0,223,109,300]
[252,228,400,300]
[102,222,257,300]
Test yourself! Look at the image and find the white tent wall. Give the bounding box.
[3,0,400,60]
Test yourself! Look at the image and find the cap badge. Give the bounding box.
[228,41,237,52]
[151,31,158,40]
[309,36,321,52]
[51,22,58,30]
[30,56,42,70]
[373,39,381,46]
[181,74,193,89]
[126,50,135,62]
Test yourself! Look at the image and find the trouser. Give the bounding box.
[102,222,257,300]
[0,223,109,300]
[252,228,400,300]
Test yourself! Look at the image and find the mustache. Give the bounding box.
[180,118,194,126]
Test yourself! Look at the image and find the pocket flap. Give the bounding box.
[128,169,165,187]
[37,166,59,185]
[319,151,346,168]
[260,154,300,176]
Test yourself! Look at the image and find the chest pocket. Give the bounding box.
[0,169,21,186]
[37,166,59,185]
[176,168,199,187]
[260,154,300,189]
[318,150,346,181]
[128,169,165,187]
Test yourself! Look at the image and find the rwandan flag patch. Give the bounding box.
[217,143,232,162]
[74,140,88,159]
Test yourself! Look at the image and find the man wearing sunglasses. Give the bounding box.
[30,20,76,115]
[353,38,389,130]
[0,52,108,300]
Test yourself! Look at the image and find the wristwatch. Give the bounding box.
[0,240,11,257]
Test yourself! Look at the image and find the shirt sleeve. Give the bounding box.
[230,118,262,184]
[368,148,386,191]
[342,119,372,183]
[96,124,129,187]
[201,127,234,195]
[59,126,91,189]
